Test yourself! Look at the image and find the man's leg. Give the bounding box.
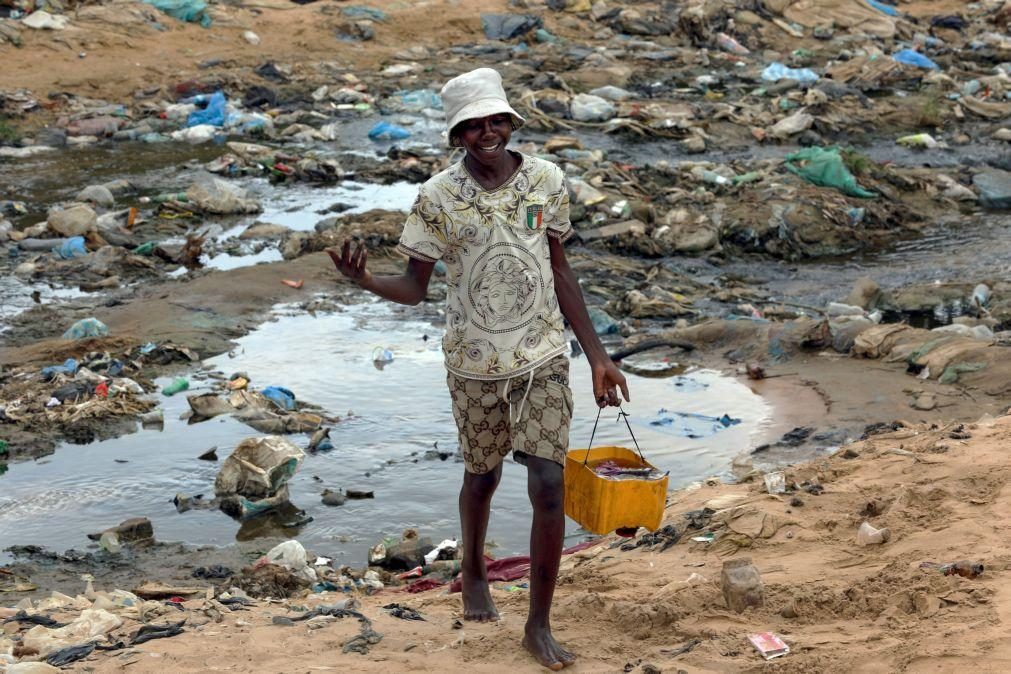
[523,455,575,670]
[459,462,502,621]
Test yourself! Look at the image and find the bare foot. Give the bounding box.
[462,576,499,622]
[523,625,576,670]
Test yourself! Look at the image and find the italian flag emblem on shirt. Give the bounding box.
[526,204,543,230]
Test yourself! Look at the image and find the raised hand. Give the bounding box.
[326,239,371,286]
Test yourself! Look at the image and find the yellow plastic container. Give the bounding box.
[564,446,668,535]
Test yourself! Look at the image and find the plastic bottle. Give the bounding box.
[721,558,764,612]
[934,561,984,578]
[856,521,891,545]
[716,32,750,56]
[162,378,190,396]
[692,167,732,186]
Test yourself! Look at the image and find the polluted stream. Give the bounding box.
[1,137,1007,564]
[0,302,776,565]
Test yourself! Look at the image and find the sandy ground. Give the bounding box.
[21,411,1001,674]
[3,0,508,119]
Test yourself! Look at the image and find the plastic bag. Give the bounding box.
[261,386,296,411]
[784,147,877,198]
[399,89,442,111]
[761,62,819,84]
[62,318,109,340]
[52,236,87,260]
[22,609,122,656]
[262,540,317,582]
[215,436,305,499]
[186,177,262,214]
[141,0,211,27]
[570,93,616,122]
[187,91,226,127]
[41,358,79,381]
[368,121,411,140]
[481,13,541,40]
[893,49,939,70]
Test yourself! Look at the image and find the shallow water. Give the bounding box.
[0,302,774,564]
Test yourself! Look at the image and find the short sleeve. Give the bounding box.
[544,169,574,243]
[396,184,446,263]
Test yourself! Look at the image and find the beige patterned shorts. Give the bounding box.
[447,355,573,474]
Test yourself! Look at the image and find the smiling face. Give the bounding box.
[453,114,514,169]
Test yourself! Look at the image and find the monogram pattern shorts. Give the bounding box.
[447,355,573,474]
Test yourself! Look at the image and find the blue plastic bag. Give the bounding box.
[142,0,211,27]
[368,121,411,141]
[399,89,442,112]
[761,62,819,84]
[893,49,940,70]
[262,386,296,411]
[53,237,87,260]
[42,358,79,381]
[62,318,109,340]
[865,0,899,17]
[187,91,226,127]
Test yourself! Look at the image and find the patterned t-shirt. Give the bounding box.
[397,153,574,380]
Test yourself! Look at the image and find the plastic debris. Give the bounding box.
[62,318,109,340]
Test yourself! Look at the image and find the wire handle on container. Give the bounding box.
[583,405,646,466]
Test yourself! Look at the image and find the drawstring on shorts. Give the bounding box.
[501,370,536,426]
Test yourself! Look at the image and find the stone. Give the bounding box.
[655,209,718,253]
[48,204,97,236]
[577,219,646,242]
[680,136,706,154]
[993,129,1011,143]
[239,223,291,240]
[913,392,937,411]
[565,65,632,91]
[321,489,347,507]
[76,185,115,208]
[973,170,1011,210]
[845,277,884,310]
[67,116,124,137]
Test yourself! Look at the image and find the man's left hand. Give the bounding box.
[592,361,630,408]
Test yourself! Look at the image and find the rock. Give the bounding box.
[680,136,706,154]
[239,223,291,240]
[67,116,124,137]
[48,204,97,236]
[380,535,435,571]
[994,129,1011,143]
[912,392,937,411]
[654,208,719,253]
[76,185,115,208]
[577,219,646,242]
[565,65,632,91]
[321,489,347,506]
[35,127,67,147]
[198,447,218,461]
[769,111,814,139]
[87,517,154,544]
[973,170,1011,210]
[845,277,884,310]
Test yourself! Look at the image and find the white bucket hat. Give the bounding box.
[441,68,525,148]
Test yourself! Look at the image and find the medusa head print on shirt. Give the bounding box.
[396,153,574,380]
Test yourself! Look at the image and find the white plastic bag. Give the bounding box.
[263,540,317,583]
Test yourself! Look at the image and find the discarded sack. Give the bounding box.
[215,436,304,500]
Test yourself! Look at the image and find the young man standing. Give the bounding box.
[329,68,629,671]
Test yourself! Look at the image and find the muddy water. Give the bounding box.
[0,302,775,564]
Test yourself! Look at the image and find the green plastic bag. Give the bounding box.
[142,0,212,27]
[785,147,877,199]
